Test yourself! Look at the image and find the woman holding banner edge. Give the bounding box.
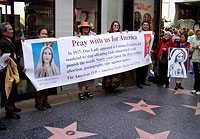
[101,21,121,93]
[34,28,54,111]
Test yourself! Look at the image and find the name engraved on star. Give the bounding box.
[140,104,147,107]
[66,131,76,136]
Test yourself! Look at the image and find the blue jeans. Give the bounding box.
[189,59,193,73]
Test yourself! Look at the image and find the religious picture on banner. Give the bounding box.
[144,34,151,57]
[32,41,61,79]
[168,48,188,78]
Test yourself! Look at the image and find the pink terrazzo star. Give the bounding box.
[174,89,194,96]
[44,122,97,139]
[124,100,161,115]
[183,103,200,115]
[135,127,170,139]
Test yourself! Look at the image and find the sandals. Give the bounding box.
[78,93,85,100]
[84,91,93,98]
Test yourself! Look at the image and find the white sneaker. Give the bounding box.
[97,83,102,86]
[196,91,200,95]
[191,90,196,93]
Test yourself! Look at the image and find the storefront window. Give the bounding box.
[74,0,98,35]
[22,0,54,39]
[133,0,155,31]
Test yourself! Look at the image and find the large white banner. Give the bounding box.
[22,31,154,91]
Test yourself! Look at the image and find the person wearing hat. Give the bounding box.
[156,31,175,88]
[77,22,94,100]
[190,29,200,95]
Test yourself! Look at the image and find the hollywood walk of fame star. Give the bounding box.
[135,127,170,139]
[124,100,161,115]
[44,122,97,139]
[175,89,194,96]
[182,103,200,115]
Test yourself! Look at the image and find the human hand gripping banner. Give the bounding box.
[22,31,154,91]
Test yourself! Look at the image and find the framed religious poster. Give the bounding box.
[133,0,154,30]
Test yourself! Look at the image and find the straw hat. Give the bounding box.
[78,22,91,28]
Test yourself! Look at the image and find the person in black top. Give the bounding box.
[135,21,151,89]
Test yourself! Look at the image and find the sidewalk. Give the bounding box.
[0,79,103,115]
[1,75,200,139]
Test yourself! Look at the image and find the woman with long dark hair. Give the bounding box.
[102,21,121,93]
[34,28,53,111]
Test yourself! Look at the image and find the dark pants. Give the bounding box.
[136,65,149,85]
[193,62,200,91]
[4,83,17,117]
[78,80,94,92]
[35,89,48,107]
[158,61,169,86]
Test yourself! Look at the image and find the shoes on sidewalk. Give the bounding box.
[0,124,6,131]
[191,90,200,95]
[35,105,45,111]
[195,91,200,95]
[84,92,93,98]
[14,107,21,112]
[6,114,20,119]
[78,93,85,100]
[142,82,151,86]
[44,103,51,109]
[165,85,169,88]
[136,84,143,89]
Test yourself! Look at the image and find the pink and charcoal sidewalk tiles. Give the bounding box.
[0,75,200,139]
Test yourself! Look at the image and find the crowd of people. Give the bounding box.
[155,27,200,93]
[0,20,200,131]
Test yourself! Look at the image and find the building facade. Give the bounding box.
[162,0,200,29]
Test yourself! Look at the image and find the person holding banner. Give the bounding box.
[34,28,53,111]
[0,22,22,120]
[190,29,200,95]
[135,21,151,89]
[156,31,175,88]
[108,21,122,33]
[102,21,121,92]
[77,22,94,100]
[169,33,190,90]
